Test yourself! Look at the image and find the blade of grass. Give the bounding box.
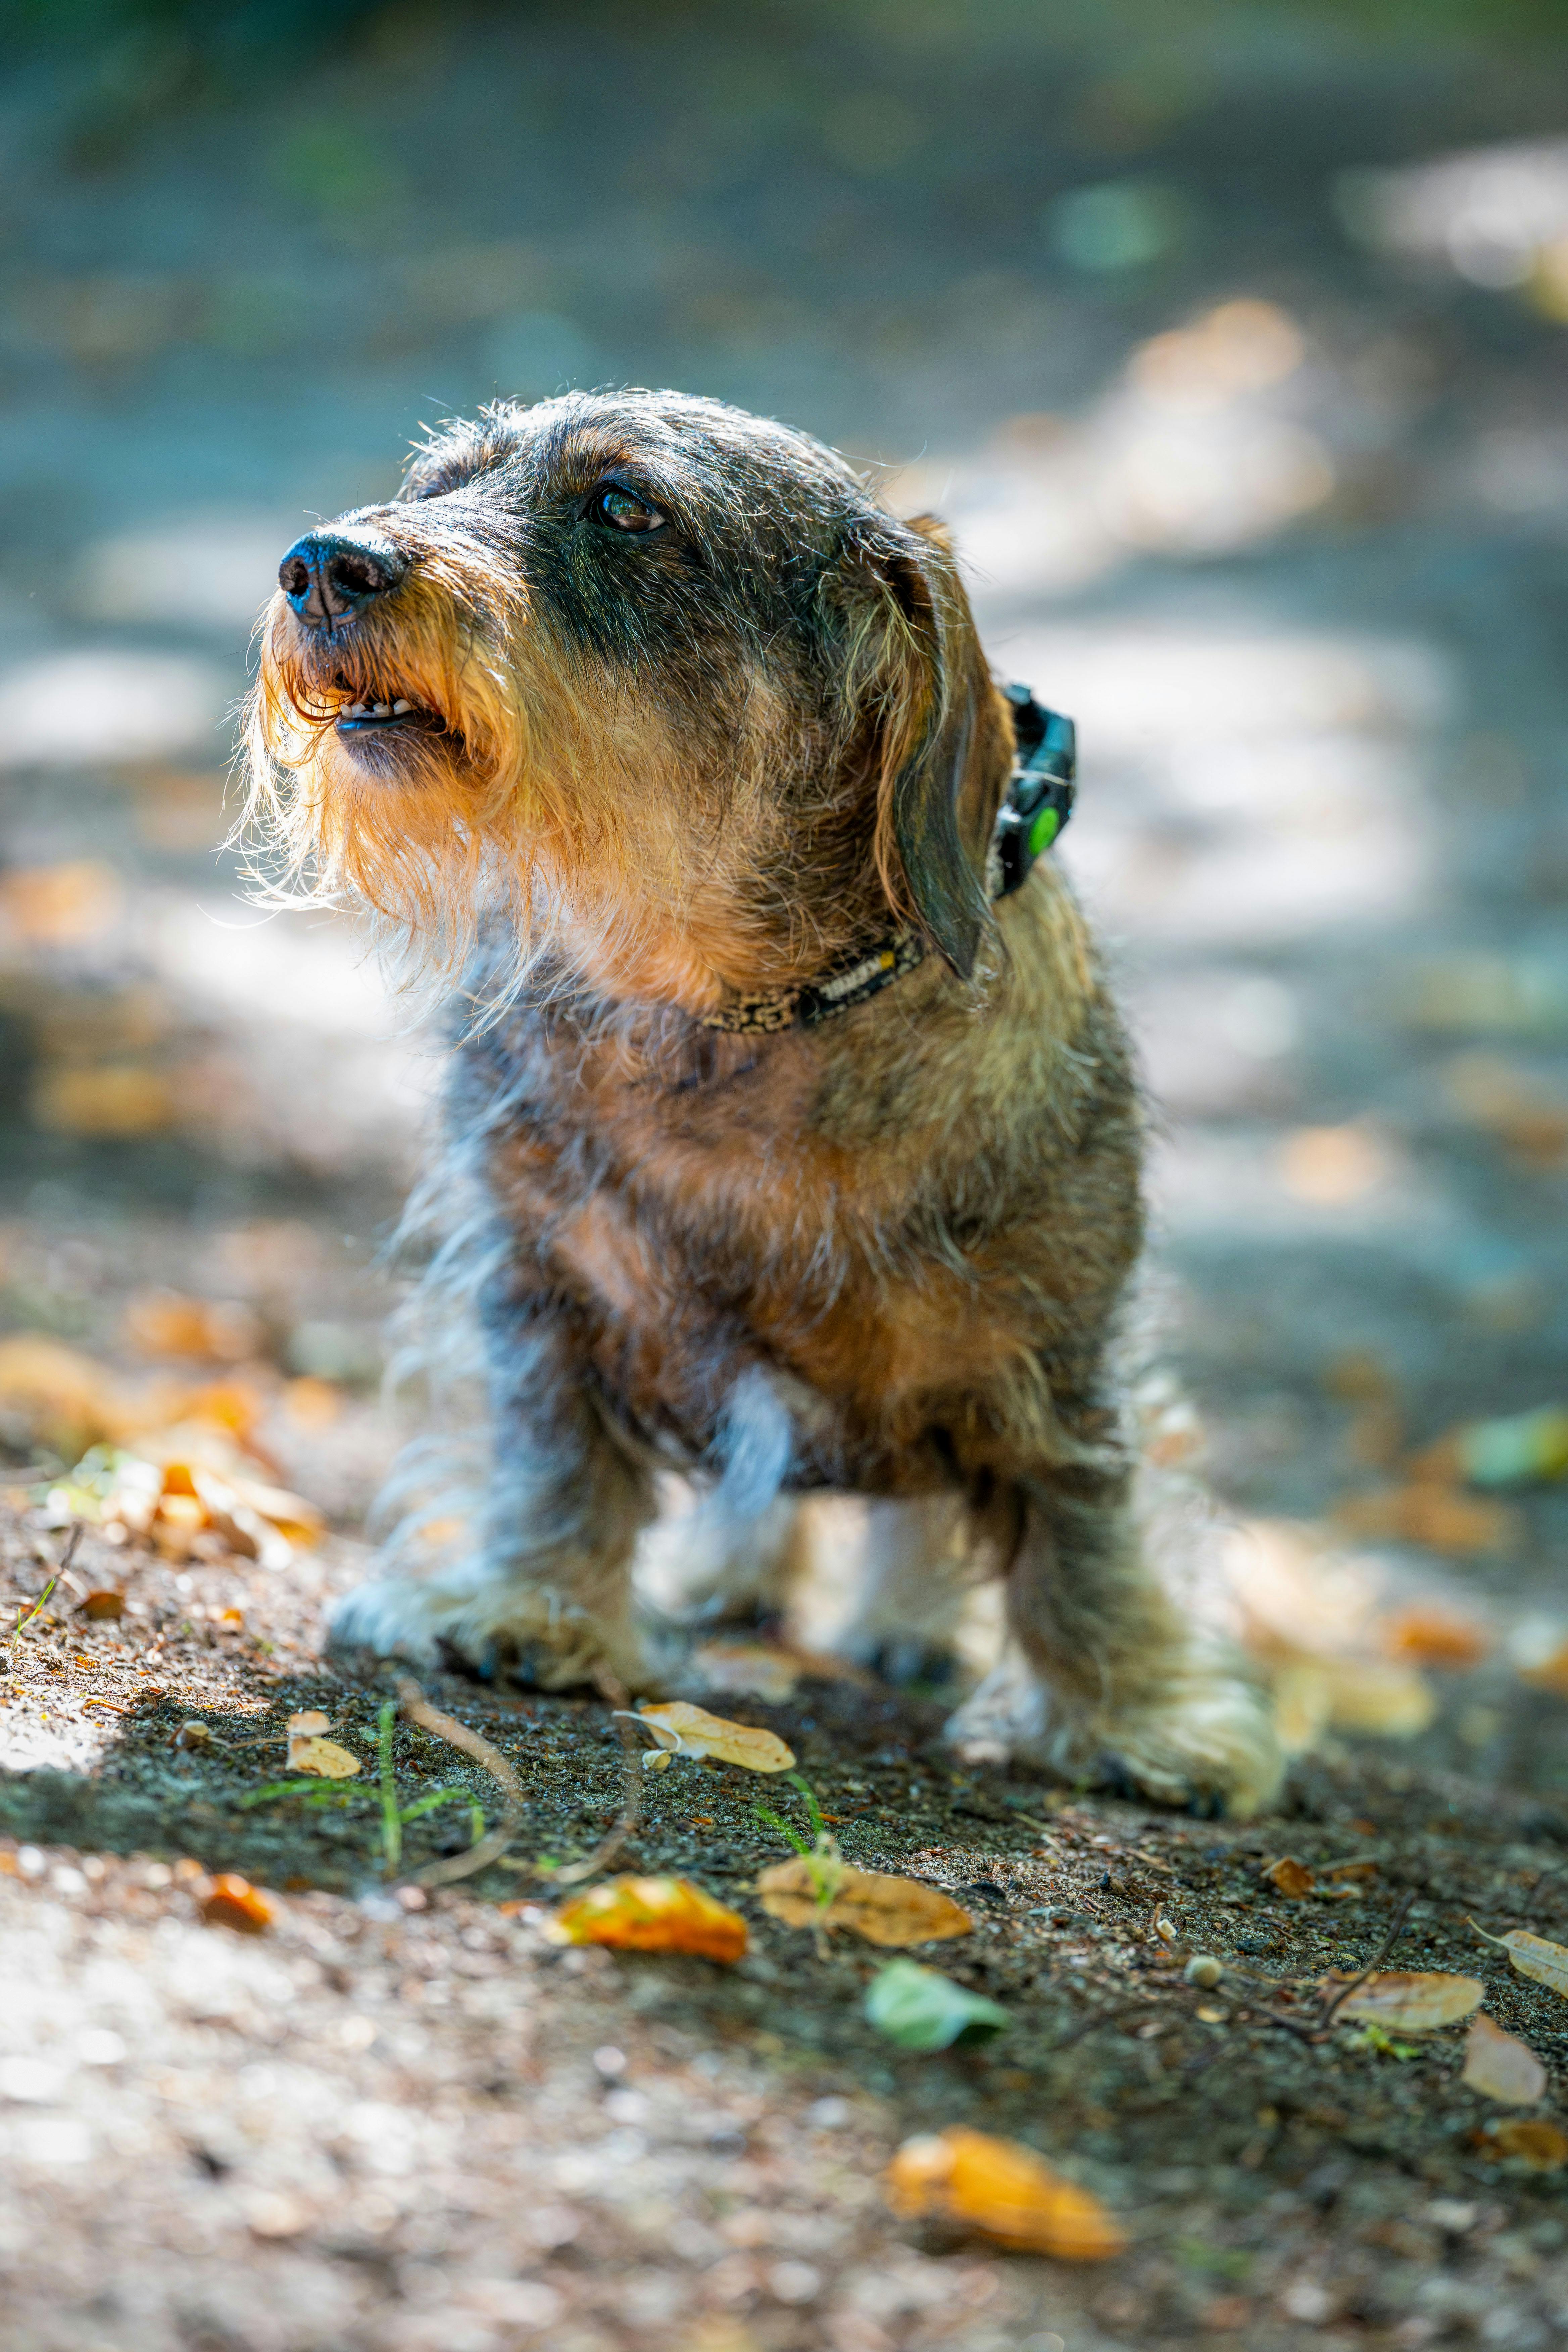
[237,1777,352,1810]
[14,1575,58,1635]
[753,1801,810,1856]
[378,1699,401,1877]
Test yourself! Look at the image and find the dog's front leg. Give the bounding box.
[948,1463,1282,1818]
[329,1299,665,1693]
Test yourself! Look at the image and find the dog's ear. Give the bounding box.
[825,512,991,980]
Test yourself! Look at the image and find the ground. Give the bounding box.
[4,2,1568,2346]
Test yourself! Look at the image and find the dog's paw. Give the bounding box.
[325,1572,670,1696]
[945,1649,1282,1819]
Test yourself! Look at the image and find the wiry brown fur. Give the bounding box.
[246,388,1281,1815]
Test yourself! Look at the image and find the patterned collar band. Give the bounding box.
[699,684,1076,1036]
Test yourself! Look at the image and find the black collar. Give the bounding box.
[698,684,1076,1035]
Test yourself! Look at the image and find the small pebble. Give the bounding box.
[1184,1953,1224,1989]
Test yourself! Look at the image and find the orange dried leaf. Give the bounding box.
[124,1292,260,1364]
[1379,1605,1491,1668]
[636,1701,795,1773]
[757,1859,972,1947]
[886,2126,1125,2260]
[554,1875,748,1963]
[1264,1856,1316,1900]
[1462,2014,1547,2106]
[1490,2119,1568,2170]
[1331,1970,1483,2032]
[201,1874,272,1934]
[76,1590,124,1621]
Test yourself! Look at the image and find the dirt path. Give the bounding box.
[3,1496,1568,2351]
[6,3,1568,2345]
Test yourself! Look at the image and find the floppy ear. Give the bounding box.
[826,512,992,980]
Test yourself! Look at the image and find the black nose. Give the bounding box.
[278,530,409,631]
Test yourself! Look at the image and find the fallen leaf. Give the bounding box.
[0,1334,136,1454]
[691,1639,800,1704]
[1334,1482,1517,1556]
[0,860,121,946]
[757,1858,972,1946]
[1462,2014,1548,2105]
[635,1701,796,1773]
[553,1875,747,1963]
[1313,1656,1438,1738]
[865,1960,1009,2051]
[1470,1923,1568,1998]
[124,1291,262,1364]
[201,1875,272,1934]
[1379,1605,1491,1669]
[885,2126,1126,2260]
[1489,2119,1568,2171]
[1330,1970,1484,2032]
[76,1590,124,1621]
[284,1710,360,1777]
[1264,1856,1316,1900]
[32,1061,176,1138]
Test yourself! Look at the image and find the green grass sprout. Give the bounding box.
[378,1699,401,1875]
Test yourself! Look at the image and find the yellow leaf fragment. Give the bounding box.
[636,1701,795,1773]
[1319,1657,1438,1738]
[757,1858,972,1947]
[1490,2119,1568,2171]
[285,1711,360,1777]
[1474,1925,1568,1999]
[1331,1970,1484,2032]
[553,1875,748,1963]
[1462,2014,1547,2106]
[886,2126,1125,2261]
[289,1737,361,1780]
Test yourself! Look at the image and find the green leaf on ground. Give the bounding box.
[865,1959,1010,2051]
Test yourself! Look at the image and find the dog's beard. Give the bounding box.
[242,578,751,1020]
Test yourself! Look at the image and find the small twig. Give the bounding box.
[552,1665,643,1888]
[1316,1889,1416,2032]
[397,1679,525,1889]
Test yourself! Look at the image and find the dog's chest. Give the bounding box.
[468,1014,1083,1459]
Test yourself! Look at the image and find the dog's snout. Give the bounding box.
[278,530,408,630]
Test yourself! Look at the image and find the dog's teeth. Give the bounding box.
[391,700,413,714]
[341,702,367,719]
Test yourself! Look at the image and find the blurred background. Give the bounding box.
[3,0,1568,1746]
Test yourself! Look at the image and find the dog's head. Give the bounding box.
[247,390,1010,1005]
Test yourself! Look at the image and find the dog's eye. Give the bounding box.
[594,485,665,534]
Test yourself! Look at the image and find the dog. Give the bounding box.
[246,388,1282,1816]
